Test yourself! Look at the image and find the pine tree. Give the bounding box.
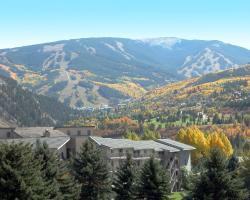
[57,161,80,200]
[190,148,248,200]
[240,152,250,196]
[113,154,136,200]
[71,140,111,200]
[0,142,48,200]
[227,154,239,172]
[136,157,170,200]
[34,140,62,200]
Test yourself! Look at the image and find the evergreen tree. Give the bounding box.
[71,140,111,200]
[113,154,136,200]
[227,154,239,172]
[136,157,170,200]
[240,152,250,196]
[34,140,62,200]
[57,161,80,200]
[190,148,248,200]
[0,142,47,200]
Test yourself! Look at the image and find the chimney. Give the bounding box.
[43,129,50,137]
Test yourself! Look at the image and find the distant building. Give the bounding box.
[89,136,195,192]
[0,126,95,159]
[55,126,95,157]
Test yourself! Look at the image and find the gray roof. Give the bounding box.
[0,136,70,150]
[14,127,67,138]
[90,137,180,152]
[157,139,195,151]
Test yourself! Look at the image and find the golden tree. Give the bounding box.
[177,126,208,164]
[177,126,233,164]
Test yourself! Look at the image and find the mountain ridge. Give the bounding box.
[0,37,250,107]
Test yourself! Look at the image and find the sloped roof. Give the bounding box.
[90,136,180,152]
[14,127,67,138]
[0,136,70,150]
[157,139,195,151]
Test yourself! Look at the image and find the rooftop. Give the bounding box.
[14,127,67,138]
[55,125,95,128]
[90,136,180,152]
[0,136,70,150]
[157,139,196,151]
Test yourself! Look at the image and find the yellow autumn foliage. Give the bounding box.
[93,81,146,98]
[124,131,140,141]
[177,126,208,164]
[142,74,250,102]
[207,131,233,156]
[177,126,233,164]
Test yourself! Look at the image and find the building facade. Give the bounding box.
[0,126,95,159]
[89,136,195,192]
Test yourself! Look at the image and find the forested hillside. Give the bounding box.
[81,65,250,133]
[141,65,250,109]
[0,75,79,126]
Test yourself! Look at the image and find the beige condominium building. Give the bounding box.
[0,126,95,159]
[90,136,195,192]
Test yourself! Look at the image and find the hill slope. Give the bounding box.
[0,37,250,107]
[0,75,78,126]
[140,65,250,112]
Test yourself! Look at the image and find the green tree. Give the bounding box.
[148,123,156,131]
[34,140,62,200]
[227,154,239,172]
[240,152,250,196]
[0,142,47,200]
[190,148,248,200]
[71,140,111,200]
[113,154,136,200]
[136,157,170,200]
[57,161,80,200]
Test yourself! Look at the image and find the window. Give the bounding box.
[111,149,113,154]
[77,130,81,136]
[6,132,11,138]
[87,130,91,136]
[61,152,65,160]
[119,149,123,153]
[66,148,71,159]
[134,150,140,157]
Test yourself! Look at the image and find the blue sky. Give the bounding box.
[1,0,250,49]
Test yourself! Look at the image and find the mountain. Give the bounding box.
[0,74,79,126]
[139,65,250,113]
[0,37,250,107]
